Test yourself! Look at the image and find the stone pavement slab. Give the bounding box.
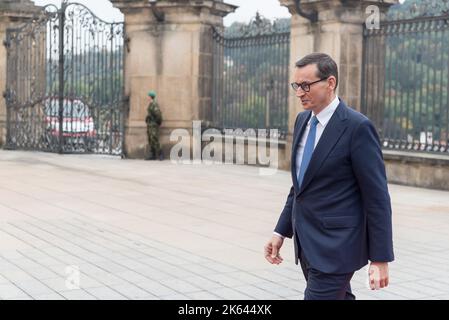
[0,150,448,300]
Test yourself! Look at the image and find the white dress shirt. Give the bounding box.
[274,96,340,240]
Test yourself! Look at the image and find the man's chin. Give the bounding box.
[301,102,312,109]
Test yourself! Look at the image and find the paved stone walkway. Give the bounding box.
[0,150,448,300]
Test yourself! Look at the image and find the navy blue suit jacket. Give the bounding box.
[275,99,394,274]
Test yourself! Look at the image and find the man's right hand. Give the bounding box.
[264,235,284,265]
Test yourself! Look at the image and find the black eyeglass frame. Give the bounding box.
[290,77,329,92]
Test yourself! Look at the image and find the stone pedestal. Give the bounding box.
[0,0,41,147]
[110,0,236,159]
[278,0,397,170]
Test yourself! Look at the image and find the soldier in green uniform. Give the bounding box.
[145,90,163,160]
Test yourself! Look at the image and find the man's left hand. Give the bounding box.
[368,262,389,290]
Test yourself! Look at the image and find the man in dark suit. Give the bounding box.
[264,53,394,300]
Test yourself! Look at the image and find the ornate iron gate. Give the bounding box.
[4,2,125,155]
[362,14,449,154]
[211,14,290,139]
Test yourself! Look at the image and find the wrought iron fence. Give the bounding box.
[211,14,290,139]
[4,2,125,155]
[362,14,449,153]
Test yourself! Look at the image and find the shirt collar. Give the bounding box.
[310,95,340,127]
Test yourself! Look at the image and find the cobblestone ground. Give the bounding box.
[0,150,448,300]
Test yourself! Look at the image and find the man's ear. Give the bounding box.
[328,76,337,91]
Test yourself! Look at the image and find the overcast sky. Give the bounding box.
[32,0,291,25]
[32,0,407,25]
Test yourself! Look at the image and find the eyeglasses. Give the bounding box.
[290,77,329,92]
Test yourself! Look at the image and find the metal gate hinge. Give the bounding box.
[124,35,130,53]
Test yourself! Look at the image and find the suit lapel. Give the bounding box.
[291,111,311,192]
[298,101,349,195]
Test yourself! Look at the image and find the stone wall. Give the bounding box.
[0,0,41,147]
[384,150,449,190]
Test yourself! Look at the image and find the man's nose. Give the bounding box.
[296,88,306,98]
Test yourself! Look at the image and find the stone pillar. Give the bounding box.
[278,0,397,170]
[110,0,236,158]
[0,0,41,147]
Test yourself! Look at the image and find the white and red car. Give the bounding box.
[44,98,97,149]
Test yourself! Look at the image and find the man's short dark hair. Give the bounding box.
[295,53,338,90]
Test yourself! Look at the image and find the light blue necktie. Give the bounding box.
[297,116,319,188]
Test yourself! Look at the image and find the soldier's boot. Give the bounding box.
[154,144,163,161]
[144,146,153,160]
[149,147,157,160]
